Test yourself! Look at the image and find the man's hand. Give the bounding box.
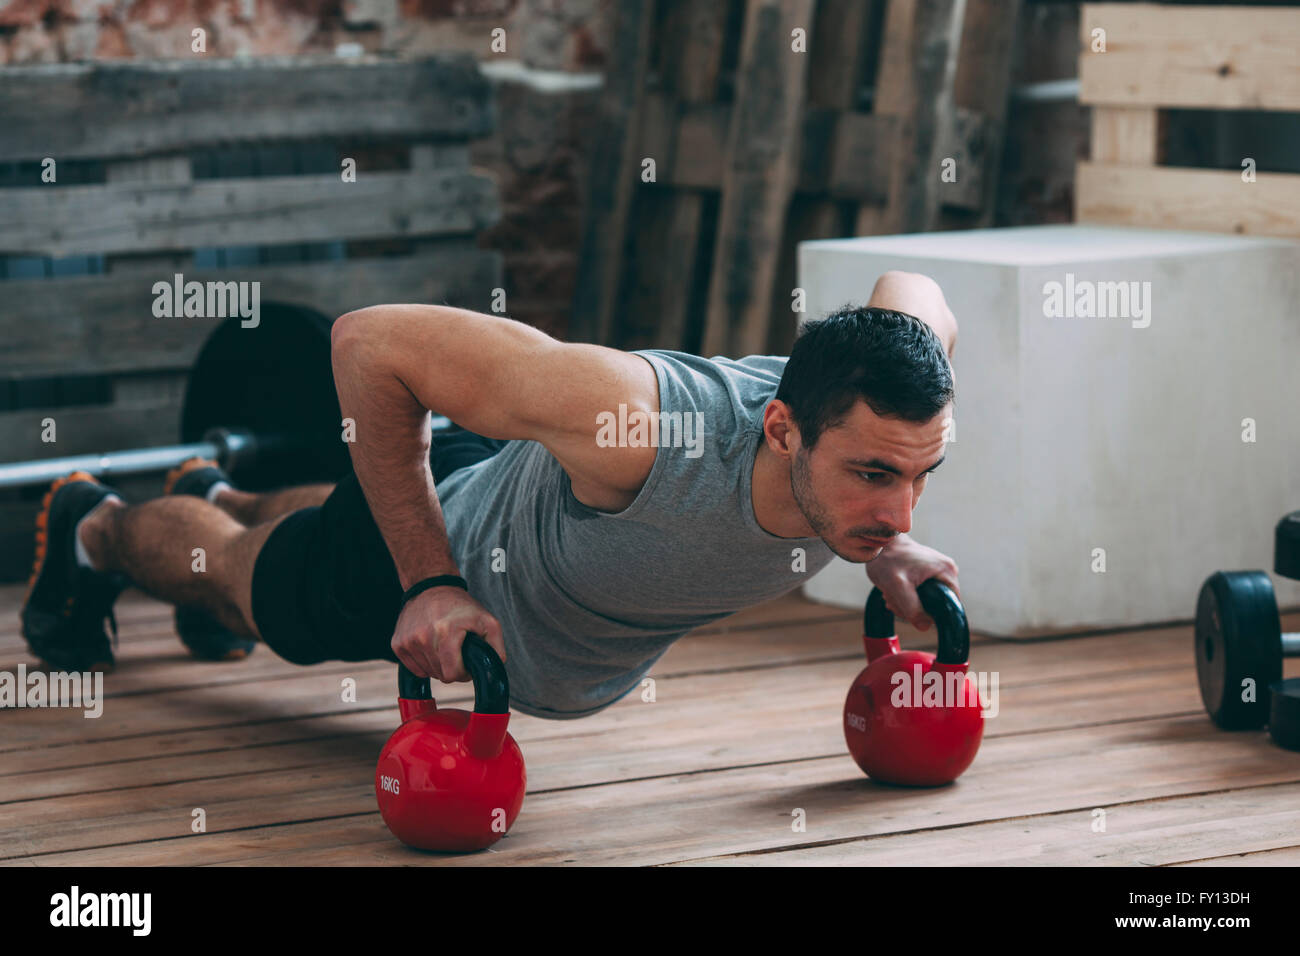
[866,534,960,631]
[392,586,506,683]
[867,270,958,360]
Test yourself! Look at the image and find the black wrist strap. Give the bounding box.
[402,574,468,607]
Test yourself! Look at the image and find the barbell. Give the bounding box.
[0,304,450,492]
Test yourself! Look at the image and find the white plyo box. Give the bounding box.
[797,225,1300,637]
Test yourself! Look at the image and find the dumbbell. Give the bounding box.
[1195,515,1300,750]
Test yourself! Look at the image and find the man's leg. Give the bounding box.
[20,472,298,672]
[212,485,334,527]
[78,494,279,640]
[22,427,511,670]
[159,457,337,660]
[170,422,508,529]
[64,470,403,670]
[163,418,509,528]
[165,454,334,527]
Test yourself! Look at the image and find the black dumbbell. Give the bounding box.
[1194,569,1300,748]
[1277,511,1300,580]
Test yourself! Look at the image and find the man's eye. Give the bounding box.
[859,472,885,483]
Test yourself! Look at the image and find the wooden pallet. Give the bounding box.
[2,584,1298,866]
[1077,3,1300,236]
[572,0,1023,357]
[0,54,504,582]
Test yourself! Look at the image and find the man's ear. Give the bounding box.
[762,400,798,458]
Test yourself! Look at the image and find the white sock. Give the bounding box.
[74,495,123,571]
[205,480,232,504]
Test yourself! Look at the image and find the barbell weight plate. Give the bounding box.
[1268,678,1300,752]
[180,304,350,491]
[1276,511,1300,581]
[1194,570,1283,730]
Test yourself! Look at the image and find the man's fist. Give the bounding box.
[865,533,961,632]
[867,270,958,360]
[392,585,506,683]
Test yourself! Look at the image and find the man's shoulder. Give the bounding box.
[631,349,788,388]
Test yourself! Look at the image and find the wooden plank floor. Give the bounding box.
[2,583,1298,866]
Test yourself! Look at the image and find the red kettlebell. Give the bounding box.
[375,633,526,852]
[843,578,983,786]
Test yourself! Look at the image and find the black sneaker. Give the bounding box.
[164,457,256,662]
[22,472,129,672]
[163,456,231,500]
[171,604,254,662]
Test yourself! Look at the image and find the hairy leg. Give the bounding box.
[213,484,333,526]
[79,497,286,639]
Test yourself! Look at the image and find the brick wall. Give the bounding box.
[0,0,611,67]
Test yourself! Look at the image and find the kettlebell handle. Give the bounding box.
[397,633,510,715]
[863,578,969,665]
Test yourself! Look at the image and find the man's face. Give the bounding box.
[790,399,950,562]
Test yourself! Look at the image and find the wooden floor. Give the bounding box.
[2,583,1299,867]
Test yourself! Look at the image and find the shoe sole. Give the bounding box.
[27,470,97,600]
[181,642,251,663]
[174,608,256,663]
[25,470,115,672]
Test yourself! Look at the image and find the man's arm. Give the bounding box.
[862,272,961,628]
[329,304,658,681]
[867,270,958,360]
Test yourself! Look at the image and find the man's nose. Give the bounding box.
[873,485,913,536]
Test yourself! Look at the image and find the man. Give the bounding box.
[21,270,960,720]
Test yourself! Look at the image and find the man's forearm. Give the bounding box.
[867,270,957,359]
[330,314,461,589]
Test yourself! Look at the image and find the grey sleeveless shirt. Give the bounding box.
[434,349,835,719]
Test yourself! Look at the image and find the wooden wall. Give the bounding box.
[571,0,1024,358]
[0,54,503,582]
[1077,3,1300,237]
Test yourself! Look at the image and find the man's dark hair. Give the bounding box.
[774,305,953,452]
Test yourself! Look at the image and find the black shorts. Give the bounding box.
[250,429,507,665]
